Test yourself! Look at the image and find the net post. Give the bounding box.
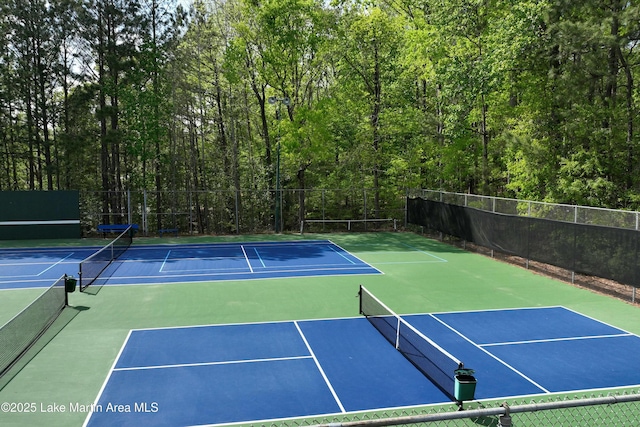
[63,274,69,306]
[358,285,363,315]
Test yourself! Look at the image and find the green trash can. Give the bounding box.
[454,368,476,402]
[65,276,77,293]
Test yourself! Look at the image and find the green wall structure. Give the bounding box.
[0,191,80,240]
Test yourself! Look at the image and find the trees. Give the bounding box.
[1,0,640,225]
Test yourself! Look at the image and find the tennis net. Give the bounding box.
[79,226,133,291]
[0,276,67,379]
[359,285,463,401]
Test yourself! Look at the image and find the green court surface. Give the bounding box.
[1,232,640,427]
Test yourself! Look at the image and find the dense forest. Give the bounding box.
[1,0,640,228]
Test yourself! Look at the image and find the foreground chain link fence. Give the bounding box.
[266,390,640,427]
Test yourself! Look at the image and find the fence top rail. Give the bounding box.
[303,218,396,223]
[418,189,640,216]
[308,390,640,427]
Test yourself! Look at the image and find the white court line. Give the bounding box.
[480,333,634,347]
[399,242,448,262]
[36,253,76,276]
[327,244,356,265]
[253,247,266,268]
[429,313,550,394]
[159,250,172,272]
[82,330,135,427]
[113,355,313,372]
[294,321,346,413]
[240,245,255,272]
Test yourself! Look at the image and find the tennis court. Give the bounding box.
[83,291,640,427]
[0,240,380,290]
[2,232,640,427]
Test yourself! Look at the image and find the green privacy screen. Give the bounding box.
[0,191,80,240]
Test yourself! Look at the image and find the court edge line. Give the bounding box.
[133,256,248,263]
[112,265,378,279]
[480,332,634,347]
[114,355,313,372]
[428,313,551,394]
[398,242,449,262]
[85,270,382,288]
[76,271,381,289]
[327,244,356,265]
[561,305,636,336]
[424,305,567,316]
[252,247,266,268]
[294,320,346,413]
[82,329,135,427]
[371,260,448,265]
[328,240,384,275]
[125,315,363,333]
[36,253,75,276]
[240,245,254,272]
[158,261,366,274]
[424,305,639,339]
[159,250,171,272]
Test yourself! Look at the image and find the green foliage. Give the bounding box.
[1,0,640,217]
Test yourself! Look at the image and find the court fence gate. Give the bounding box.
[289,389,640,426]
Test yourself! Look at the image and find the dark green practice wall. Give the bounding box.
[0,191,80,239]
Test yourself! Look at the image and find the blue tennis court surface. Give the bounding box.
[84,306,640,427]
[0,240,380,289]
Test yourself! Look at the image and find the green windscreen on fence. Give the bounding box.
[407,197,639,287]
[0,191,80,240]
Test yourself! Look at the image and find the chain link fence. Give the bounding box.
[79,188,407,236]
[270,390,640,427]
[82,188,640,236]
[412,189,640,230]
[408,190,640,304]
